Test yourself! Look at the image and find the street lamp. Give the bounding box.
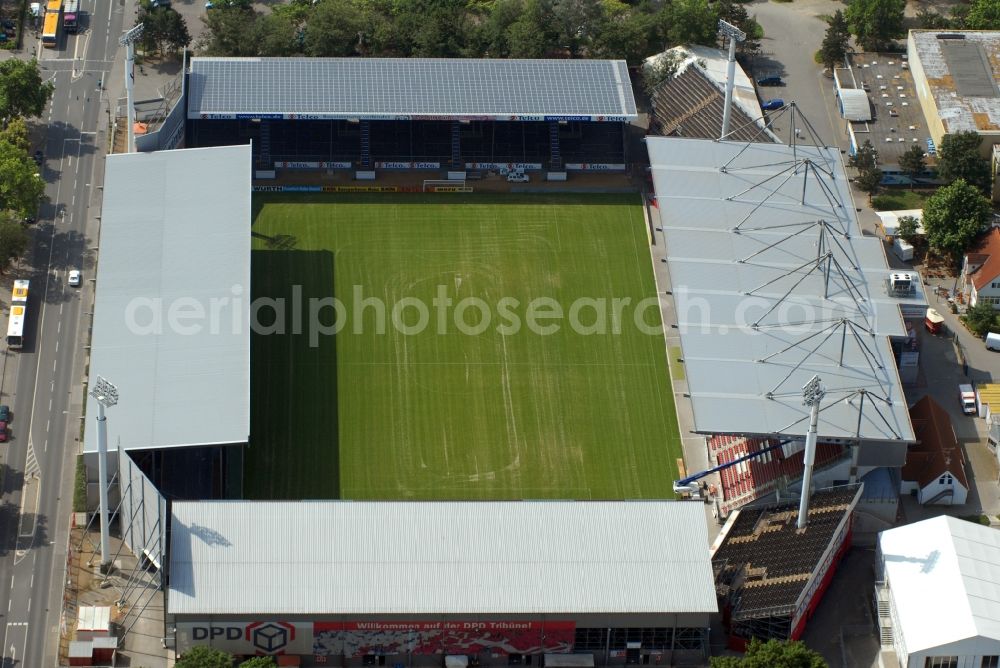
[119,24,144,153]
[89,375,119,573]
[797,375,825,529]
[717,19,746,140]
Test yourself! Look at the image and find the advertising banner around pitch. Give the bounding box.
[312,621,576,658]
[176,622,315,655]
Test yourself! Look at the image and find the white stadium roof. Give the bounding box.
[879,516,1000,653]
[168,501,718,616]
[648,137,922,442]
[84,144,251,453]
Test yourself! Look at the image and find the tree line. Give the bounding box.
[0,59,53,273]
[192,0,762,64]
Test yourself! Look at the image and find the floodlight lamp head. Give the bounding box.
[120,23,144,47]
[801,375,825,407]
[90,375,120,408]
[718,19,746,42]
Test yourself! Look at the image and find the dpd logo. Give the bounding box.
[246,621,296,654]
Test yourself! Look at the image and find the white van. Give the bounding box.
[987,332,1000,351]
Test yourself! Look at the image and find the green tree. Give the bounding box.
[0,59,55,122]
[964,300,999,336]
[848,139,878,173]
[506,0,552,57]
[0,213,30,274]
[641,49,681,94]
[819,10,851,71]
[200,5,260,56]
[303,0,367,56]
[855,166,883,201]
[661,0,718,47]
[0,142,45,218]
[0,117,30,153]
[937,131,992,194]
[845,0,905,51]
[240,658,277,668]
[592,2,658,65]
[898,143,926,189]
[255,12,300,56]
[923,178,992,262]
[916,7,952,29]
[138,5,191,57]
[175,645,234,668]
[710,638,827,668]
[964,0,1000,30]
[897,215,920,244]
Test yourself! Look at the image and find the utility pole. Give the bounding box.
[120,24,144,153]
[90,376,120,574]
[797,375,825,530]
[718,19,746,141]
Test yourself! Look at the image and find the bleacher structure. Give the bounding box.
[709,435,850,516]
[184,57,637,173]
[710,485,862,649]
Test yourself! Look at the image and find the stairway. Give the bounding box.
[549,122,563,170]
[874,583,894,647]
[450,121,462,169]
[360,120,371,169]
[258,120,271,167]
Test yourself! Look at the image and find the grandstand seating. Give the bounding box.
[187,119,625,168]
[709,435,849,516]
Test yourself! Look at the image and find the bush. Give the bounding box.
[962,514,991,526]
[962,301,999,337]
[73,455,87,513]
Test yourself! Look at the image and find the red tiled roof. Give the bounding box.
[966,228,1000,291]
[902,396,968,489]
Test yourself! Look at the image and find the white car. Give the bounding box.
[68,270,81,287]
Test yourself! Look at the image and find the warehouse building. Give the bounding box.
[876,515,1000,668]
[908,30,1000,159]
[168,501,717,666]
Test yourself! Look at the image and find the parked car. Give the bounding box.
[33,150,43,166]
[0,405,11,423]
[761,98,785,111]
[506,171,529,183]
[0,422,9,442]
[986,332,1000,352]
[68,269,81,287]
[756,75,784,87]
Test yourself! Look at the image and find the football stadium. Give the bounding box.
[79,57,722,666]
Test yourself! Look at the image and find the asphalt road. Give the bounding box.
[750,0,846,149]
[0,0,124,663]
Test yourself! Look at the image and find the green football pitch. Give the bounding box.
[247,193,680,500]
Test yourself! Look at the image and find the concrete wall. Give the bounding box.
[908,36,946,152]
[906,637,1000,668]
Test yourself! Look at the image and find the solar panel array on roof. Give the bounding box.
[187,57,638,121]
[940,40,999,97]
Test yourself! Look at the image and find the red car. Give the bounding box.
[0,421,8,442]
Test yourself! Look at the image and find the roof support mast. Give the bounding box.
[718,19,746,141]
[798,376,825,529]
[89,376,120,576]
[120,24,144,153]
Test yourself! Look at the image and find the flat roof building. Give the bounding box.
[877,515,1000,668]
[84,144,252,454]
[169,501,717,664]
[908,30,1000,157]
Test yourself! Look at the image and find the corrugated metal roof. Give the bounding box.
[838,88,872,121]
[187,58,637,121]
[879,516,1000,651]
[84,145,252,452]
[648,138,921,442]
[168,501,718,616]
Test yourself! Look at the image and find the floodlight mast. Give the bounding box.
[718,19,746,141]
[89,376,120,573]
[797,375,825,529]
[120,24,144,153]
